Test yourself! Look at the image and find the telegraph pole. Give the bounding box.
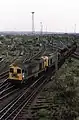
[40,22,43,35]
[31,12,35,34]
[74,24,76,33]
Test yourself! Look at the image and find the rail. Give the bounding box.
[72,52,79,59]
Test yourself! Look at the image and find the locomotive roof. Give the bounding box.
[12,57,43,69]
[23,58,44,69]
[11,52,56,69]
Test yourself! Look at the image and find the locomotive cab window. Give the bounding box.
[17,69,21,74]
[10,68,14,73]
[45,59,46,62]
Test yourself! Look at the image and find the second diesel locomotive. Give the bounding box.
[8,42,77,84]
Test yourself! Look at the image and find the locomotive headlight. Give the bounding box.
[22,73,24,78]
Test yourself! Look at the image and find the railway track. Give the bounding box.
[0,60,56,120]
[0,70,53,120]
[0,84,18,100]
[0,76,39,116]
[0,81,10,91]
[72,52,79,59]
[0,71,8,80]
[0,70,9,89]
[0,88,19,101]
[0,86,26,111]
[0,86,30,119]
[0,82,21,110]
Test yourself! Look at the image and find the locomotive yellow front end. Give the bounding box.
[8,64,23,83]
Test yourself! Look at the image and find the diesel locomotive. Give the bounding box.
[8,42,77,84]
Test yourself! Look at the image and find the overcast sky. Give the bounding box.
[0,0,79,32]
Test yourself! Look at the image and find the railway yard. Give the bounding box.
[0,33,79,120]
